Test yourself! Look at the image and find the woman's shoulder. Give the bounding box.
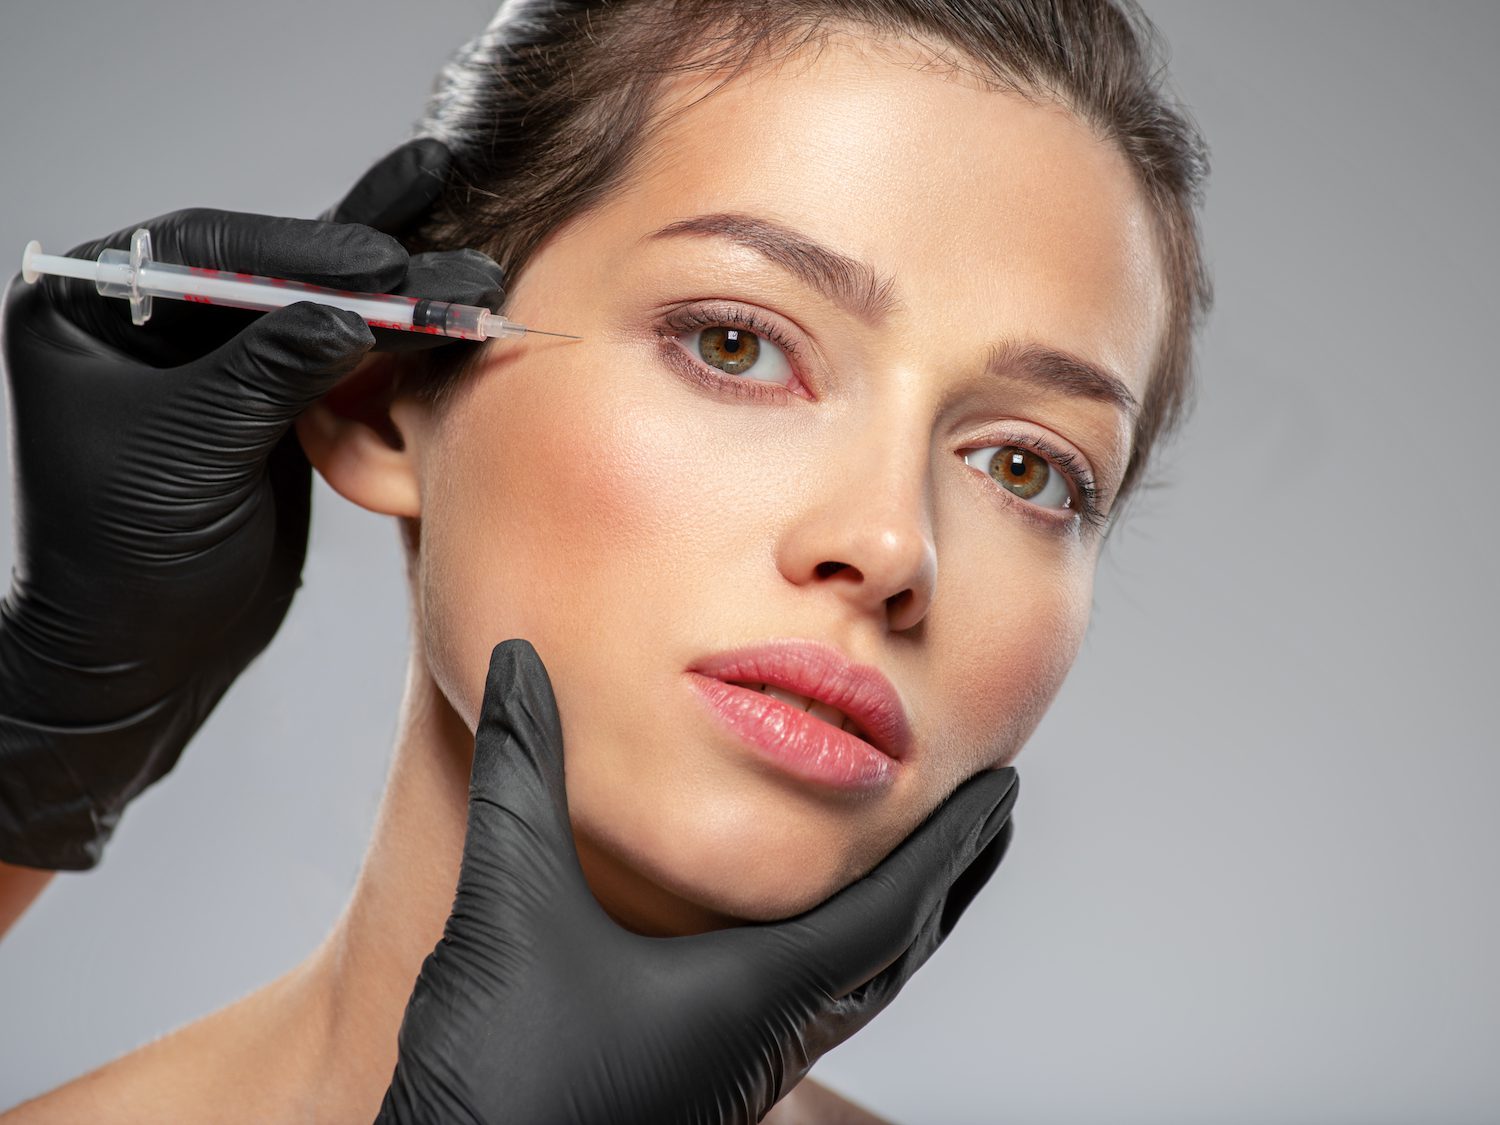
[762,1075,897,1125]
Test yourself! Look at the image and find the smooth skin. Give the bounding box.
[0,862,51,941]
[4,26,1163,1122]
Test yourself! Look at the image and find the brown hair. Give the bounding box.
[400,0,1213,520]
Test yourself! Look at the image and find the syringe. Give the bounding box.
[20,228,581,343]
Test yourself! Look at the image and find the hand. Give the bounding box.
[0,139,500,870]
[378,639,1019,1125]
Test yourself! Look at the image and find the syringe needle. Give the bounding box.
[521,327,583,340]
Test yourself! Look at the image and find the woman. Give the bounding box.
[3,0,1210,1118]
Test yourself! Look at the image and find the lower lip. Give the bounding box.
[686,673,898,791]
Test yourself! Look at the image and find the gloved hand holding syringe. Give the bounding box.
[21,226,581,342]
[0,137,536,873]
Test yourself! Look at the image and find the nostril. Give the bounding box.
[815,560,850,578]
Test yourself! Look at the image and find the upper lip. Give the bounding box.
[689,638,913,761]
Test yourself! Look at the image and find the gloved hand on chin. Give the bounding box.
[377,638,1020,1125]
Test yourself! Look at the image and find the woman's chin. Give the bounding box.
[573,821,862,935]
[629,874,848,935]
[681,874,846,926]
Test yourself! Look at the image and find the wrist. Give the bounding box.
[0,680,211,870]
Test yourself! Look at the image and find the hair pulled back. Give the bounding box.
[401,0,1212,516]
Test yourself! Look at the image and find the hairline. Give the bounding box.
[420,6,1178,527]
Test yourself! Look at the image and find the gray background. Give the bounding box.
[1,3,1495,1122]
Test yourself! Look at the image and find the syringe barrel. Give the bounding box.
[22,230,538,342]
[125,259,434,328]
[124,263,512,340]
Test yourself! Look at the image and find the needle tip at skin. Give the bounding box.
[522,327,584,340]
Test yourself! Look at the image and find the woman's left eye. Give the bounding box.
[679,324,794,385]
[964,445,1074,510]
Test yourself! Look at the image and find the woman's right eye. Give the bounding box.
[680,324,794,384]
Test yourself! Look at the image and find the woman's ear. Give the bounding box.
[295,352,424,518]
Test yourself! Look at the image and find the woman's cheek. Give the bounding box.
[414,345,723,740]
[931,555,1095,779]
[412,377,605,733]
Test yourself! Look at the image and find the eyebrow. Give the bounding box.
[644,212,903,324]
[984,339,1141,419]
[643,211,1140,418]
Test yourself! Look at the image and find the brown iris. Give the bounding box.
[698,326,760,375]
[988,447,1050,499]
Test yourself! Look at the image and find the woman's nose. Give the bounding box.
[775,440,938,632]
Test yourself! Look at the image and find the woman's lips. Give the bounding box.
[686,673,899,791]
[686,638,912,790]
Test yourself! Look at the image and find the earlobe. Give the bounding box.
[294,352,423,518]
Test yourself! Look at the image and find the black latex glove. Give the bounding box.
[378,639,1020,1125]
[0,138,499,870]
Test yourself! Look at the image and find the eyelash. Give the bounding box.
[655,302,1108,534]
[973,437,1108,535]
[657,302,809,401]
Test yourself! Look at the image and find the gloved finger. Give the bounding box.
[42,209,408,362]
[779,766,1019,1001]
[864,816,1018,1012]
[186,301,374,455]
[370,250,507,354]
[394,251,505,307]
[62,208,409,290]
[808,816,1017,1054]
[938,814,1013,941]
[451,639,599,936]
[321,137,451,234]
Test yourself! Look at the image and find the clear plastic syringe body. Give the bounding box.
[19,228,536,342]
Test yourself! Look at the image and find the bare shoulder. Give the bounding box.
[763,1075,897,1125]
[0,966,317,1123]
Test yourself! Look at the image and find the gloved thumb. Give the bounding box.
[321,137,450,235]
[780,766,1019,1002]
[447,639,602,940]
[187,301,374,457]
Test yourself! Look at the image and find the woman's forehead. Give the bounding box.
[594,32,1166,403]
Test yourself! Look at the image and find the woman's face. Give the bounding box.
[399,31,1164,933]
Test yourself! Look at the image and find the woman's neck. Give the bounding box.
[282,649,826,1121]
[299,648,475,1118]
[4,651,852,1121]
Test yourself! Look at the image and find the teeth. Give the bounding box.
[807,700,847,728]
[762,684,813,711]
[745,682,868,743]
